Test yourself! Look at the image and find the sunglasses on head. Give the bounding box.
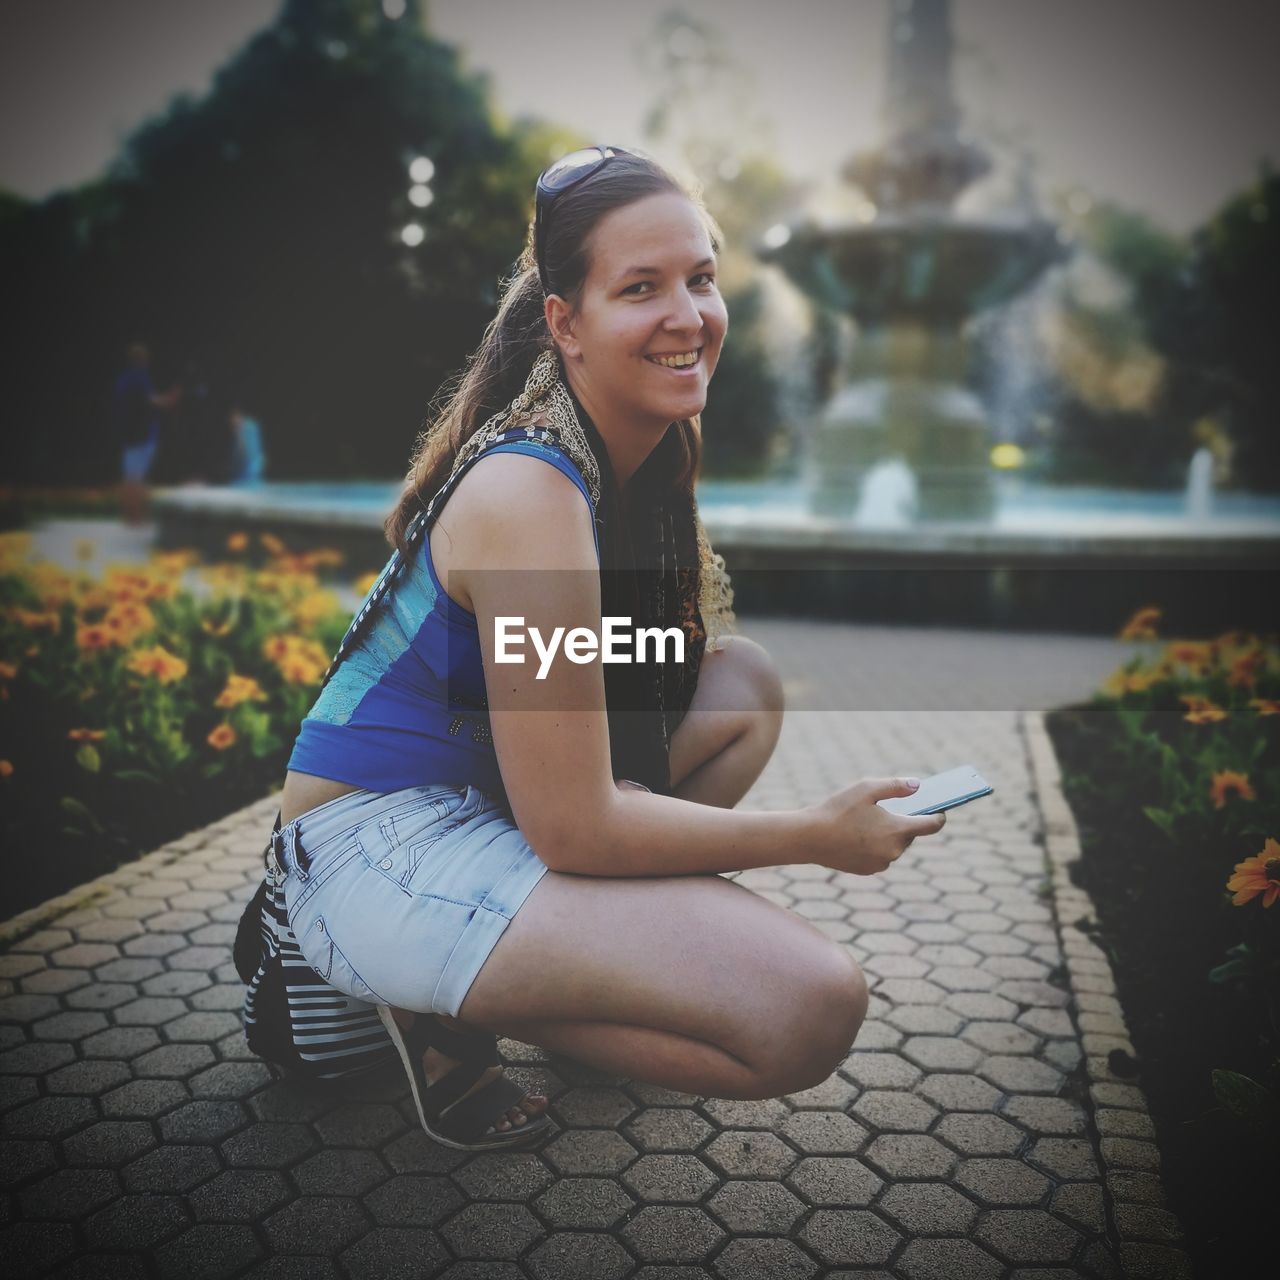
[534,145,633,294]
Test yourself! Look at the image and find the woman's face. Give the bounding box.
[553,191,728,431]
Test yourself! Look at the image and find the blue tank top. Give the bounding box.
[286,440,600,796]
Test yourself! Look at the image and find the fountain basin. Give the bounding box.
[153,479,1280,636]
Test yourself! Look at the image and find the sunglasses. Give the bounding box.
[534,145,633,294]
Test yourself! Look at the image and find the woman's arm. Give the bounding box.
[447,452,939,878]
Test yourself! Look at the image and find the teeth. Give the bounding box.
[650,350,700,368]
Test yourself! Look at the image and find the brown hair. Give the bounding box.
[385,151,722,554]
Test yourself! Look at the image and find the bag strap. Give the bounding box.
[320,424,588,689]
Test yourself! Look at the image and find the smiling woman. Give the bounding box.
[244,145,944,1156]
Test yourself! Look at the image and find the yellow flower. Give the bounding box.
[125,645,189,684]
[7,607,60,631]
[215,674,267,708]
[207,723,237,750]
[306,548,345,568]
[149,550,197,576]
[1226,838,1280,908]
[1184,705,1228,725]
[291,591,341,629]
[1102,667,1159,697]
[67,728,106,742]
[226,532,249,554]
[200,615,235,637]
[76,623,120,651]
[1248,698,1280,717]
[1226,650,1266,689]
[1164,641,1215,676]
[0,759,12,778]
[354,571,380,596]
[1119,606,1161,641]
[1209,770,1255,810]
[259,532,287,557]
[102,601,156,646]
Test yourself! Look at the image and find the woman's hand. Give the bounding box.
[809,777,947,876]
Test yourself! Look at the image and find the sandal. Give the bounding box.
[377,1006,553,1151]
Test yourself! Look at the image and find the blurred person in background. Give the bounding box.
[111,341,179,524]
[227,399,266,485]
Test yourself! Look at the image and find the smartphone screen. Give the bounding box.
[877,765,994,817]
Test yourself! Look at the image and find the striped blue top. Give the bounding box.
[287,440,600,797]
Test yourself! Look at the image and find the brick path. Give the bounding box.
[1,620,1183,1278]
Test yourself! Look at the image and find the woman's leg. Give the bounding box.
[667,635,785,808]
[456,871,868,1100]
[416,634,796,1125]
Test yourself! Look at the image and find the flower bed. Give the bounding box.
[0,530,377,917]
[1045,610,1278,1278]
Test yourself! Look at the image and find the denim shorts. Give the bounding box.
[271,783,551,1019]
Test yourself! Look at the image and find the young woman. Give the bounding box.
[272,147,946,1152]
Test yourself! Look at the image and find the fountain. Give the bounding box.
[760,0,1068,520]
[1185,446,1214,521]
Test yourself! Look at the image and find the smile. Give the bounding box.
[644,347,703,370]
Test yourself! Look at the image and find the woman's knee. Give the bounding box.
[755,947,869,1095]
[715,635,785,722]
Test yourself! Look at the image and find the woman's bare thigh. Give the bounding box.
[456,867,865,1079]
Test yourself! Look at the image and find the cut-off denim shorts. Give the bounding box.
[270,783,551,1019]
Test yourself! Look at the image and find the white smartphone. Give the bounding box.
[876,765,994,817]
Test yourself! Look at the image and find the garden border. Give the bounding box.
[1022,709,1195,1280]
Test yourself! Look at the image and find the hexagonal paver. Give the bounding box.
[291,1147,388,1196]
[896,1237,1005,1280]
[879,1182,980,1234]
[1030,1136,1102,1179]
[779,1109,869,1155]
[1003,1095,1087,1135]
[703,1130,798,1179]
[533,1176,635,1229]
[550,1086,635,1128]
[542,1128,638,1176]
[711,1236,819,1280]
[960,1021,1041,1055]
[933,1113,1024,1156]
[708,1180,806,1233]
[450,1150,554,1200]
[863,1134,958,1179]
[341,1227,451,1277]
[621,1153,719,1203]
[955,1157,1052,1206]
[699,1096,790,1129]
[187,1169,292,1221]
[976,1208,1082,1263]
[902,1036,982,1072]
[524,1232,631,1280]
[916,1073,1002,1111]
[978,1055,1065,1094]
[621,1206,725,1263]
[842,1052,923,1090]
[785,1155,883,1206]
[262,1196,370,1254]
[63,1120,157,1165]
[852,1089,940,1132]
[624,1107,714,1152]
[82,1193,189,1250]
[800,1208,900,1266]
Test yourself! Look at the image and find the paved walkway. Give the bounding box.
[1,618,1182,1278]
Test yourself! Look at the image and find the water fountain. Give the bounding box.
[760,0,1068,521]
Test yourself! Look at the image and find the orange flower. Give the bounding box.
[0,759,12,778]
[1209,770,1256,809]
[200,615,235,637]
[0,661,17,680]
[1226,838,1280,908]
[102,601,156,646]
[307,548,345,568]
[1226,650,1267,689]
[76,623,119,651]
[1248,698,1280,717]
[279,655,325,684]
[7,607,60,631]
[125,645,189,684]
[207,723,237,750]
[67,728,106,742]
[1102,668,1160,697]
[1119,606,1161,640]
[215,674,267,708]
[150,550,197,575]
[260,532,287,557]
[1179,694,1227,724]
[226,532,249,554]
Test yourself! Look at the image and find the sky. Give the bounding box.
[1,0,1277,233]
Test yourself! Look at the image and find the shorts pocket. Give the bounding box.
[307,915,387,1005]
[364,786,486,893]
[289,835,364,917]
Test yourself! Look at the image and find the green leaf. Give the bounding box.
[58,794,104,834]
[1211,1069,1280,1127]
[74,743,101,773]
[112,768,161,786]
[1142,806,1176,841]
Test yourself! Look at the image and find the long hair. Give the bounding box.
[385,151,722,555]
